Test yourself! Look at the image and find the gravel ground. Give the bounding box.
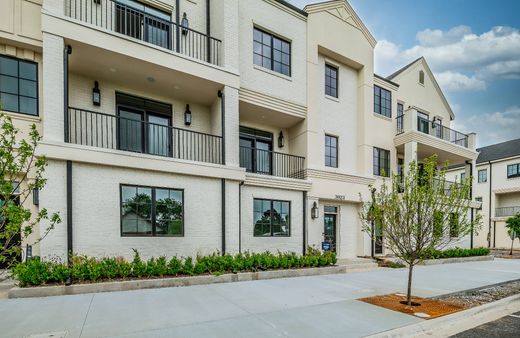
[437,279,520,307]
[491,249,520,259]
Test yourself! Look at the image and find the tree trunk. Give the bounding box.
[511,238,515,255]
[406,264,414,306]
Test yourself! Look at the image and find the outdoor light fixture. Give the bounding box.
[311,202,319,219]
[92,81,101,106]
[278,131,285,148]
[184,104,192,126]
[181,12,189,35]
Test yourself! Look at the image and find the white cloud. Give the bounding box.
[376,26,520,91]
[453,106,520,146]
[435,71,486,92]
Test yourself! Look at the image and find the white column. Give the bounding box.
[223,85,239,166]
[404,141,418,174]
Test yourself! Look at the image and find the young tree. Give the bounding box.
[360,156,482,305]
[0,112,61,271]
[505,214,520,255]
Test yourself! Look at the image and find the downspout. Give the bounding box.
[466,160,473,249]
[239,181,244,253]
[63,45,71,142]
[221,179,225,255]
[218,90,226,255]
[302,191,307,255]
[175,0,180,53]
[488,161,493,248]
[64,46,73,286]
[206,0,211,63]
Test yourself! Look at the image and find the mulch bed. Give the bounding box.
[358,293,466,319]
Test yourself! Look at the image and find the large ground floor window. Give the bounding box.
[120,184,183,236]
[253,198,290,237]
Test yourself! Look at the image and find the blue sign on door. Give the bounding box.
[322,241,331,251]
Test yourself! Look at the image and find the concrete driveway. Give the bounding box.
[1,259,519,338]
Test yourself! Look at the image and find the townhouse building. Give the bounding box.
[1,0,480,263]
[448,138,520,250]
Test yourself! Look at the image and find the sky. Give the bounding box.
[288,0,520,147]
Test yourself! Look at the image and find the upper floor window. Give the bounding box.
[325,64,338,98]
[478,169,487,183]
[419,70,425,85]
[374,85,391,118]
[121,184,184,237]
[507,163,520,178]
[325,135,338,168]
[254,198,290,237]
[373,147,390,177]
[253,27,291,77]
[460,172,466,181]
[0,55,38,116]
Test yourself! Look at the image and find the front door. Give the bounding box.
[324,213,337,252]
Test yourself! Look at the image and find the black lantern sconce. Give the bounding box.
[311,202,319,219]
[278,131,285,148]
[184,104,192,126]
[92,81,101,106]
[181,12,189,35]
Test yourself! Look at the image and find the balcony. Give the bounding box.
[67,107,223,164]
[239,146,305,179]
[495,206,520,218]
[64,0,221,66]
[396,114,469,148]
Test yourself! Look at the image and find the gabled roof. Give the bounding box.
[476,138,520,163]
[275,0,308,17]
[304,0,377,47]
[386,57,455,120]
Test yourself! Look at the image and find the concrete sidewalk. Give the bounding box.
[1,259,519,338]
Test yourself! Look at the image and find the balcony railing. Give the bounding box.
[65,0,221,65]
[239,146,305,179]
[495,206,520,218]
[67,107,222,164]
[417,116,469,148]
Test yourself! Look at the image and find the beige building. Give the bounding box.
[448,138,520,250]
[1,0,481,262]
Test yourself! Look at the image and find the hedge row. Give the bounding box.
[419,247,490,260]
[11,249,337,287]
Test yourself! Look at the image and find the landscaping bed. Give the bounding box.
[436,279,520,308]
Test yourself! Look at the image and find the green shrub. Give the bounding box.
[101,258,119,280]
[419,247,490,260]
[182,257,194,275]
[167,257,183,275]
[131,249,147,278]
[11,257,51,287]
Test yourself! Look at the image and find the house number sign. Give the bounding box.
[335,195,345,200]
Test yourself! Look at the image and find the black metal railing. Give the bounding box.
[239,146,305,179]
[417,116,469,148]
[65,0,221,65]
[67,107,222,164]
[496,206,520,218]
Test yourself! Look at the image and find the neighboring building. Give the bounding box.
[1,0,480,261]
[447,138,520,250]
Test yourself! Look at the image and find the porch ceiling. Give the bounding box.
[239,101,304,129]
[396,142,472,166]
[67,40,222,106]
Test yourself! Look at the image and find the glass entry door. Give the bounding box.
[324,213,337,252]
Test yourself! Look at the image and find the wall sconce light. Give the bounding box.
[278,131,285,148]
[181,12,189,35]
[92,81,101,106]
[184,104,192,126]
[311,202,319,219]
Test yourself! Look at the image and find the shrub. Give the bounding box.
[419,247,490,260]
[167,257,183,276]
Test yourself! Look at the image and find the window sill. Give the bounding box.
[1,110,41,122]
[373,112,392,122]
[325,95,340,102]
[253,65,292,82]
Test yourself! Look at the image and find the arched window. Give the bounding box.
[419,70,425,85]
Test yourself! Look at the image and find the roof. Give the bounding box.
[476,138,520,164]
[374,73,399,88]
[275,0,308,17]
[387,57,423,80]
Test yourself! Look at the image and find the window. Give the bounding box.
[507,163,520,178]
[0,55,38,116]
[239,126,273,174]
[417,111,429,134]
[460,172,466,181]
[120,185,183,236]
[396,103,404,133]
[374,85,391,117]
[253,199,290,237]
[449,212,459,237]
[373,147,390,177]
[325,135,338,168]
[419,70,425,85]
[478,169,487,183]
[325,64,338,98]
[253,27,291,76]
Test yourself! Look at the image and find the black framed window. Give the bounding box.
[253,198,290,237]
[325,135,338,168]
[325,64,338,98]
[0,55,38,116]
[396,103,404,133]
[239,126,273,175]
[374,85,391,118]
[120,184,183,236]
[478,169,487,183]
[253,27,291,76]
[460,172,466,181]
[507,163,520,178]
[373,147,390,177]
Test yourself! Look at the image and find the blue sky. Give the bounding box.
[288,0,520,147]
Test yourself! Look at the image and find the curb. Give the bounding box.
[364,293,520,338]
[8,263,378,299]
[421,255,494,265]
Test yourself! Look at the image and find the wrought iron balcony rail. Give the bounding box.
[495,206,520,218]
[239,146,305,180]
[65,0,221,65]
[67,107,222,164]
[417,116,469,148]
